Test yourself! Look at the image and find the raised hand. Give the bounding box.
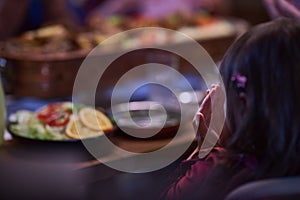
[190,83,226,159]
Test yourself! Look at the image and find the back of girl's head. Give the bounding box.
[220,17,300,177]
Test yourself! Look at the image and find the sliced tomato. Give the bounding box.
[37,103,71,127]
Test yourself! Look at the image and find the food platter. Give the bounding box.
[8,101,182,143]
[7,102,115,143]
[0,16,244,60]
[0,25,96,98]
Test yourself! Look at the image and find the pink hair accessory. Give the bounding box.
[231,73,247,89]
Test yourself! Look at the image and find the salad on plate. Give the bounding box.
[8,102,114,141]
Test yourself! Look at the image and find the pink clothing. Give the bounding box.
[160,147,258,200]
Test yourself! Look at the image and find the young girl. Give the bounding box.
[160,17,300,200]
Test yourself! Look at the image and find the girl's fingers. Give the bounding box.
[194,112,209,147]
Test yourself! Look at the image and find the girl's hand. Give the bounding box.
[192,84,226,151]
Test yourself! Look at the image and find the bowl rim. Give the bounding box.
[0,42,90,61]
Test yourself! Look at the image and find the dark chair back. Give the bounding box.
[225,176,300,200]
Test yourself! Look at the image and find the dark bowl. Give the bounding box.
[0,42,89,99]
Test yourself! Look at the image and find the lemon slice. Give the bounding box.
[65,117,104,139]
[79,107,113,132]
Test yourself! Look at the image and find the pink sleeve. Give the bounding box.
[161,161,212,200]
[160,147,225,200]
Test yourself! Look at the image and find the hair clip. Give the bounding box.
[231,73,247,90]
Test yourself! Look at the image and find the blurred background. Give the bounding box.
[0,0,271,114]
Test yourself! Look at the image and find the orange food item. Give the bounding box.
[79,107,114,133]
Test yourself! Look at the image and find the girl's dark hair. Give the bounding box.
[220,17,300,178]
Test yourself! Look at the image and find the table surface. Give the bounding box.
[0,121,197,199]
